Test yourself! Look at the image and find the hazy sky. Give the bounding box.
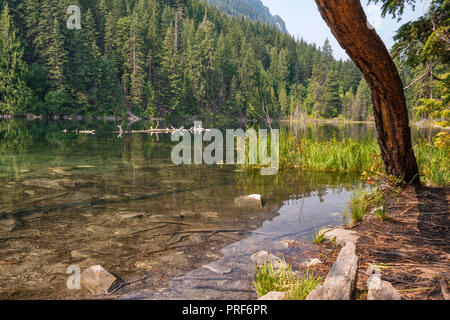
[261,0,430,60]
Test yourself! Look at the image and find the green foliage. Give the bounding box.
[415,133,450,186]
[0,0,363,120]
[383,0,449,121]
[284,270,323,301]
[0,3,31,114]
[253,257,322,300]
[313,228,326,244]
[279,133,379,173]
[0,0,445,123]
[345,189,369,223]
[346,154,406,224]
[279,134,449,186]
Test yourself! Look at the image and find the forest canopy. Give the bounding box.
[0,0,447,124]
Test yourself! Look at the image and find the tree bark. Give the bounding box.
[314,0,420,183]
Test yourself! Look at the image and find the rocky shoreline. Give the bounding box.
[261,186,449,301]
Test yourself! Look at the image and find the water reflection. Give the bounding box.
[119,184,354,300]
[0,119,443,299]
[283,120,445,142]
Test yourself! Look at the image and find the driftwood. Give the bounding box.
[117,122,209,139]
[62,129,96,135]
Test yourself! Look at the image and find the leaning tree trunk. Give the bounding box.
[315,0,420,184]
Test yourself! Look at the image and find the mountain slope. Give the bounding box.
[206,0,288,33]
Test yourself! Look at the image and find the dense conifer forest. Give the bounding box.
[0,0,447,124]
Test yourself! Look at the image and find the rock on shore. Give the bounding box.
[367,276,402,300]
[306,242,358,300]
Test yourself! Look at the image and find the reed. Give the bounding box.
[277,133,449,186]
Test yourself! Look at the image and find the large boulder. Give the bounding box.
[306,242,358,300]
[81,265,120,295]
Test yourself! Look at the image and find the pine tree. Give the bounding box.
[46,16,67,85]
[322,38,333,67]
[323,68,341,117]
[0,0,375,122]
[96,55,122,115]
[129,11,145,112]
[0,3,31,114]
[160,21,182,115]
[353,78,372,121]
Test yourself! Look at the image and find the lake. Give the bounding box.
[0,119,441,299]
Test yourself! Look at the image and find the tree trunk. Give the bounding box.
[314,0,420,183]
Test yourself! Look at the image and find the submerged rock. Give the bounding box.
[0,219,24,232]
[306,242,358,300]
[200,212,220,219]
[117,213,144,220]
[251,251,286,272]
[234,194,263,208]
[135,261,154,270]
[22,178,81,190]
[179,211,201,219]
[203,262,233,275]
[22,178,63,189]
[71,249,91,259]
[81,265,120,295]
[24,190,36,196]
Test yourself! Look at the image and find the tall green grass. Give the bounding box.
[280,135,380,173]
[415,143,450,186]
[278,134,449,186]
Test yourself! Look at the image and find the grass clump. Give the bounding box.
[253,258,322,300]
[345,189,389,223]
[345,189,388,225]
[345,189,369,223]
[253,257,294,298]
[313,228,326,244]
[345,156,400,224]
[284,270,323,300]
[280,134,378,173]
[415,135,450,186]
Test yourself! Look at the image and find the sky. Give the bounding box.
[261,0,431,60]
